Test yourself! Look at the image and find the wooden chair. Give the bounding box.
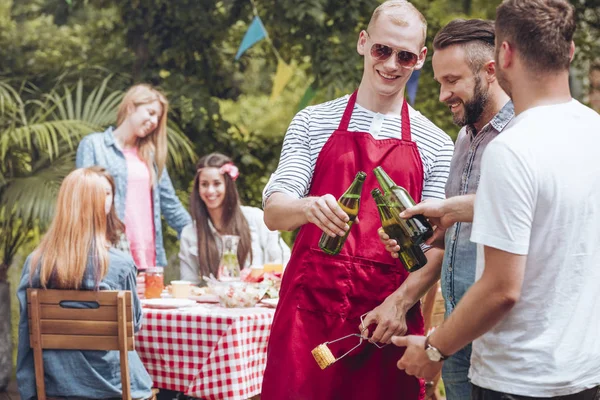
[27,289,134,400]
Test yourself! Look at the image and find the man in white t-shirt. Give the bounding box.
[391,0,600,398]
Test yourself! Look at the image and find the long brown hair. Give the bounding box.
[87,166,126,246]
[190,153,252,277]
[116,84,169,182]
[31,168,110,289]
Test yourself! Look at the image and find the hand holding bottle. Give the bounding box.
[399,199,451,230]
[378,225,444,257]
[378,227,401,258]
[318,172,366,255]
[373,167,433,245]
[400,195,476,231]
[304,194,351,238]
[372,188,427,272]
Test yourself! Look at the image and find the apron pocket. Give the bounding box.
[344,255,404,319]
[296,247,352,317]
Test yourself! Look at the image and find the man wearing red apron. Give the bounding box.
[261,1,453,399]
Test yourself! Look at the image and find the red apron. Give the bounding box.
[262,91,426,400]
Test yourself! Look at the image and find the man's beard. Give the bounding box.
[452,75,490,127]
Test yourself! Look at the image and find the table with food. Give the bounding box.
[136,264,282,400]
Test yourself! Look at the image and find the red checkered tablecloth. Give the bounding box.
[136,304,275,400]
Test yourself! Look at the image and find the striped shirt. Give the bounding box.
[263,95,454,204]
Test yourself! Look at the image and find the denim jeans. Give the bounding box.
[472,385,600,400]
[442,343,473,400]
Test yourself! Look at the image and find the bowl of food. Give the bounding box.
[240,268,282,299]
[205,279,269,308]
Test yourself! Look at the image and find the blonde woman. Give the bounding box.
[76,84,191,272]
[16,168,153,400]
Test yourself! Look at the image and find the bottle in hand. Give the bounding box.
[372,188,428,272]
[373,166,433,244]
[319,171,366,255]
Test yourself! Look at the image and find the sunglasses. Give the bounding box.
[365,32,419,68]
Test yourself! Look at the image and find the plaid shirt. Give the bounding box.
[442,101,515,317]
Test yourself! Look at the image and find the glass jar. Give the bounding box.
[218,235,241,281]
[263,231,285,274]
[144,266,164,299]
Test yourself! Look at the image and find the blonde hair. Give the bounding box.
[368,0,427,47]
[87,166,126,246]
[31,168,110,289]
[116,84,169,182]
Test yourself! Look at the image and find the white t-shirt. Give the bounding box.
[470,99,600,396]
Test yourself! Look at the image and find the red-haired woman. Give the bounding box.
[16,168,153,400]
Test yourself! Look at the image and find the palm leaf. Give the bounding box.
[0,81,22,117]
[0,152,74,225]
[166,120,197,170]
[45,76,122,128]
[2,120,98,160]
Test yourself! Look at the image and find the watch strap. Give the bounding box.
[425,335,448,361]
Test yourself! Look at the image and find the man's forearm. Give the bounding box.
[427,277,515,355]
[264,192,312,231]
[445,194,476,224]
[428,247,525,356]
[390,247,444,313]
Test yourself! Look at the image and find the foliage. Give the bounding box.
[0,0,595,275]
[0,80,102,281]
[0,0,133,89]
[571,0,600,68]
[0,77,195,281]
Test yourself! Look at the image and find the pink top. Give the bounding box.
[122,147,156,270]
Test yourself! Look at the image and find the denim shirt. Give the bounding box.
[16,248,153,400]
[76,128,192,266]
[442,101,514,317]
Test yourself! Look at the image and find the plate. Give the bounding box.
[141,298,196,309]
[261,298,279,308]
[189,294,220,303]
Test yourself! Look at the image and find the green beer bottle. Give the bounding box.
[319,171,366,255]
[372,188,428,272]
[373,166,433,244]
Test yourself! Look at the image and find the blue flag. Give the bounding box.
[406,69,421,105]
[235,16,267,60]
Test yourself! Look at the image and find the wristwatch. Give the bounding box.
[424,336,448,362]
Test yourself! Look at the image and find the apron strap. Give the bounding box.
[337,91,358,131]
[401,98,412,142]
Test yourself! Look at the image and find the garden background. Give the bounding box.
[1,0,598,389]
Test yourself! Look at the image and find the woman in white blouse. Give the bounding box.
[179,152,290,284]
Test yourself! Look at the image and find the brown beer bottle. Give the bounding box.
[373,166,433,244]
[319,171,366,255]
[372,188,428,272]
